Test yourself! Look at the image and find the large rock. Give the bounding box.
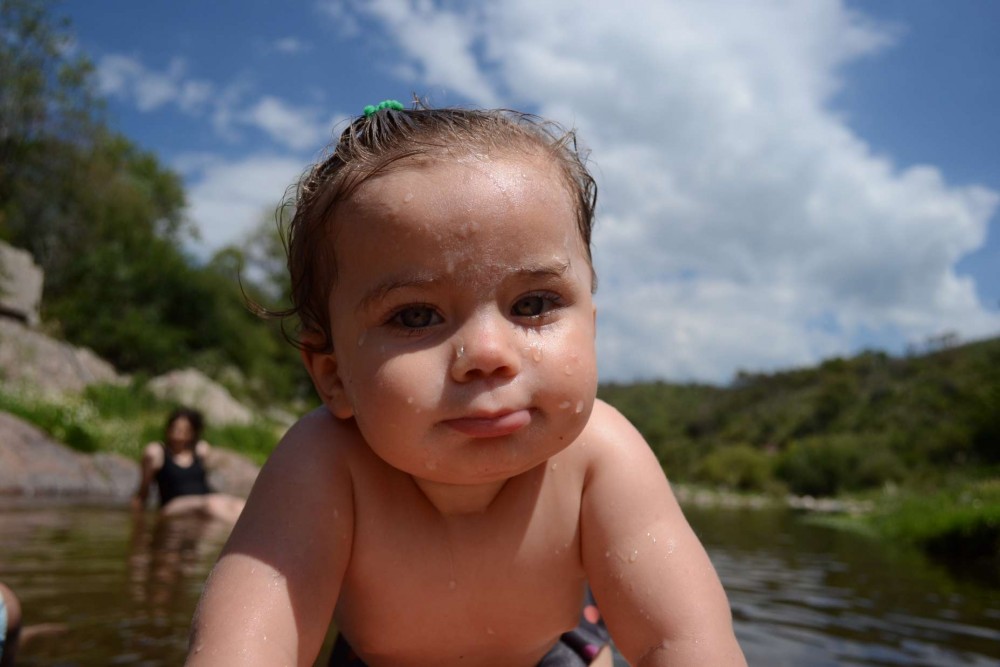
[204,447,261,498]
[0,241,43,327]
[147,368,254,426]
[0,318,125,396]
[0,411,135,498]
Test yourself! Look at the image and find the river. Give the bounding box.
[0,501,996,666]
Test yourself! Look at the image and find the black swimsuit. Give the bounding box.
[155,443,212,507]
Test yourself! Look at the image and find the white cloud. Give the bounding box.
[242,96,332,151]
[97,55,212,113]
[178,154,307,254]
[336,0,1000,382]
[96,54,332,152]
[272,37,309,54]
[324,0,500,105]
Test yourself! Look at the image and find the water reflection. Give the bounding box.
[686,507,1000,667]
[0,502,227,666]
[126,511,229,620]
[0,503,997,666]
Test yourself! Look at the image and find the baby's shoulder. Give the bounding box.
[267,407,393,483]
[557,399,650,472]
[275,407,366,463]
[579,398,647,450]
[251,408,363,506]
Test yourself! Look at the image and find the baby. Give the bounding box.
[187,102,746,667]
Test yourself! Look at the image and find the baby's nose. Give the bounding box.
[449,313,522,382]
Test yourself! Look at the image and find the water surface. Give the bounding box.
[0,502,996,666]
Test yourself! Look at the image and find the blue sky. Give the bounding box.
[60,0,1000,383]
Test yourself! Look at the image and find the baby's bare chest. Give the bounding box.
[335,475,587,663]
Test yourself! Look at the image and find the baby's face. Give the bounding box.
[321,153,598,486]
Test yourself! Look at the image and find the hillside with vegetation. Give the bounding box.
[600,336,999,497]
[600,336,1000,562]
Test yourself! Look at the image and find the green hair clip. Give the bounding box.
[363,99,405,117]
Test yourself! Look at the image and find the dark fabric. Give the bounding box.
[327,587,610,666]
[155,443,212,507]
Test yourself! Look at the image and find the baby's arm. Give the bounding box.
[580,401,746,666]
[186,410,354,666]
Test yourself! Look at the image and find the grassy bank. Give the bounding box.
[864,480,1000,561]
[0,381,286,465]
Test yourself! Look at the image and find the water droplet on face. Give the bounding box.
[455,345,465,359]
[357,332,367,347]
[605,550,611,558]
[575,401,584,414]
[526,343,542,362]
[629,549,639,563]
[406,396,414,405]
[403,192,414,203]
[563,365,574,376]
[559,400,572,410]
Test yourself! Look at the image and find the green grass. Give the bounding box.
[866,480,1000,560]
[0,381,283,463]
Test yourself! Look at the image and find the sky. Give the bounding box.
[59,0,1000,384]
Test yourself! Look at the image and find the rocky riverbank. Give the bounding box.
[0,411,259,502]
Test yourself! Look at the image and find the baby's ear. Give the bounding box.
[300,342,354,420]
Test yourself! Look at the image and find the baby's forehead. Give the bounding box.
[344,150,570,211]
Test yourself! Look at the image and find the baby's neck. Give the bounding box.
[411,476,510,516]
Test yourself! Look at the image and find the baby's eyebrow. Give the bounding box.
[512,259,572,281]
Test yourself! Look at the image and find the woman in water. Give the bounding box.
[132,407,245,523]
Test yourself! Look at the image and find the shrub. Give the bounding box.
[206,422,283,464]
[0,390,100,453]
[695,444,773,492]
[83,380,161,418]
[869,481,1000,560]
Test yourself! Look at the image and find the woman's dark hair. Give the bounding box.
[262,103,598,354]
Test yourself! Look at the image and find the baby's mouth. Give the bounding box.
[442,409,532,438]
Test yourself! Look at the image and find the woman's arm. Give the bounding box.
[186,410,355,666]
[132,443,163,510]
[580,401,746,667]
[195,439,212,460]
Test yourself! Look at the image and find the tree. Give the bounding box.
[0,0,313,404]
[0,0,101,242]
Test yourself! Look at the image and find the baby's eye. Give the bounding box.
[391,305,442,329]
[511,294,559,318]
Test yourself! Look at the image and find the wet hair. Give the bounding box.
[165,407,204,445]
[270,103,598,354]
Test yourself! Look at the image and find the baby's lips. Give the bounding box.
[443,409,532,438]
